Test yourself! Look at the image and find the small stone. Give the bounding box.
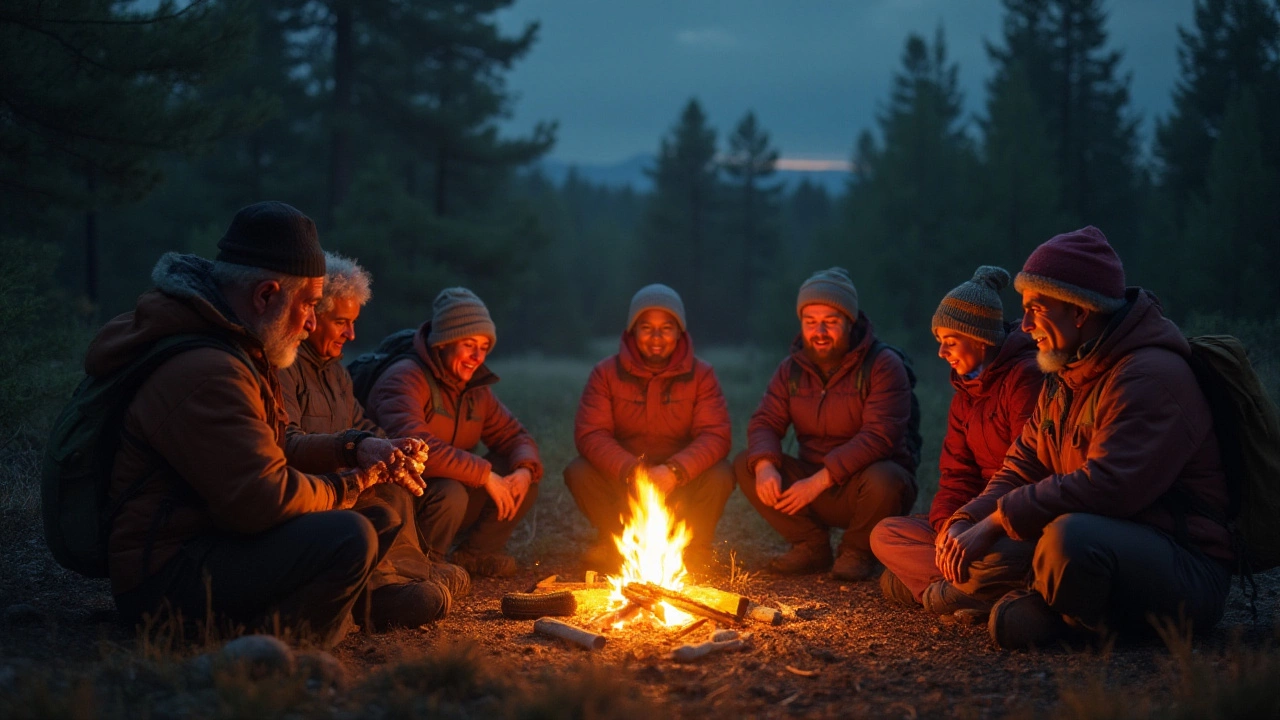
[4,604,48,626]
[296,651,346,691]
[838,586,850,592]
[220,634,295,679]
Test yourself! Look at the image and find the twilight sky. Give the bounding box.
[494,0,1194,168]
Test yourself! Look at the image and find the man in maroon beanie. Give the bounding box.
[935,226,1234,649]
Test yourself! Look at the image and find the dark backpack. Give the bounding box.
[788,340,924,471]
[1185,335,1280,572]
[348,329,449,417]
[41,333,250,578]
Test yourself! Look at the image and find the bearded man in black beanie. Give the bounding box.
[88,201,428,647]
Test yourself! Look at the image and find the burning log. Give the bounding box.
[534,618,607,651]
[681,586,750,620]
[622,582,745,626]
[527,571,610,593]
[671,632,753,663]
[590,601,644,629]
[672,617,709,639]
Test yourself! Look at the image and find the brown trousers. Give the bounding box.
[415,454,539,557]
[734,451,916,556]
[563,456,734,550]
[869,514,1033,603]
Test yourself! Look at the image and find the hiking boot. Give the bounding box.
[581,540,622,575]
[879,569,917,606]
[988,589,1069,650]
[451,549,518,578]
[369,580,451,631]
[766,541,833,575]
[830,549,879,581]
[921,580,992,617]
[428,562,471,598]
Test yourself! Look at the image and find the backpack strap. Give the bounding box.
[787,359,803,396]
[856,341,889,399]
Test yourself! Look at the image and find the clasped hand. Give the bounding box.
[935,512,1003,585]
[485,467,532,521]
[355,437,429,496]
[755,461,831,515]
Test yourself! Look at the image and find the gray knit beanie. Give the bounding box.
[427,287,496,347]
[797,267,858,322]
[216,201,325,277]
[627,283,687,332]
[932,265,1010,346]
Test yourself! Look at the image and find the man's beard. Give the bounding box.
[254,300,307,368]
[1036,348,1071,373]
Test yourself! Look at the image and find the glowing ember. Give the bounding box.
[607,468,694,627]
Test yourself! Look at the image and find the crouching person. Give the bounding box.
[870,266,1041,617]
[98,202,425,648]
[564,284,734,574]
[279,251,469,629]
[367,288,543,578]
[938,227,1234,649]
[737,268,918,581]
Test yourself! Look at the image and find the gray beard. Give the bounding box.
[1036,349,1071,374]
[253,301,306,369]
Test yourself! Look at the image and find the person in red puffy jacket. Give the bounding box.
[870,266,1041,619]
[565,284,733,574]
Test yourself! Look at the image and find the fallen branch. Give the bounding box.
[671,633,752,663]
[534,618,606,650]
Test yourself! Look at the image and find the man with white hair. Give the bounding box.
[90,202,425,647]
[279,251,469,629]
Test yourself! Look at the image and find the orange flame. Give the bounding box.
[607,468,694,627]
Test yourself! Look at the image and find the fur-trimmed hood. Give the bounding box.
[84,253,255,377]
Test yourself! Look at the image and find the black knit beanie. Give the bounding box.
[216,201,326,278]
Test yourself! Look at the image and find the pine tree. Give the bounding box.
[1182,90,1279,319]
[978,62,1071,269]
[988,0,1142,259]
[640,99,719,336]
[0,0,266,304]
[1156,0,1280,223]
[721,111,782,341]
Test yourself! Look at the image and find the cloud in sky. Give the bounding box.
[675,27,738,50]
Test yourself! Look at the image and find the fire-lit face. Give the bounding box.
[1021,290,1086,373]
[631,308,681,368]
[439,335,491,384]
[935,328,990,377]
[258,276,323,369]
[800,303,852,367]
[307,295,360,361]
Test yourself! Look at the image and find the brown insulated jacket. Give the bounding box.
[746,313,916,485]
[88,254,362,595]
[930,328,1042,530]
[365,322,543,488]
[279,341,385,466]
[574,332,731,484]
[954,289,1233,562]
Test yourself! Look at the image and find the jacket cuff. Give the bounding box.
[822,457,850,486]
[664,459,690,487]
[747,452,783,477]
[340,430,376,468]
[514,460,543,484]
[327,471,363,509]
[619,458,641,485]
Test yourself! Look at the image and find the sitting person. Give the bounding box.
[278,251,468,630]
[564,284,734,574]
[94,202,424,647]
[870,266,1041,618]
[736,268,918,581]
[937,227,1234,649]
[366,287,543,578]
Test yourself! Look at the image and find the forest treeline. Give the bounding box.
[2,0,1279,366]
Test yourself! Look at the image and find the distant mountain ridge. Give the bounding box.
[533,153,850,194]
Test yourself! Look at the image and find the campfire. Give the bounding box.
[605,468,695,628]
[507,468,785,659]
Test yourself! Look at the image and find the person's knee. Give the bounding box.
[869,516,909,555]
[733,451,758,497]
[563,457,598,498]
[700,460,736,502]
[423,478,469,516]
[326,510,379,579]
[1034,513,1095,572]
[858,462,914,508]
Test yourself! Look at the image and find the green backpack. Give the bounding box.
[41,333,249,578]
[1185,335,1280,573]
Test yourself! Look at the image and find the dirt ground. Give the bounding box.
[3,484,1278,720]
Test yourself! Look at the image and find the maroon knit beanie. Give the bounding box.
[1013,226,1126,313]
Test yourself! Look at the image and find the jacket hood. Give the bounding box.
[84,253,253,377]
[789,310,877,383]
[617,330,694,378]
[413,320,499,391]
[1058,288,1189,390]
[950,324,1037,396]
